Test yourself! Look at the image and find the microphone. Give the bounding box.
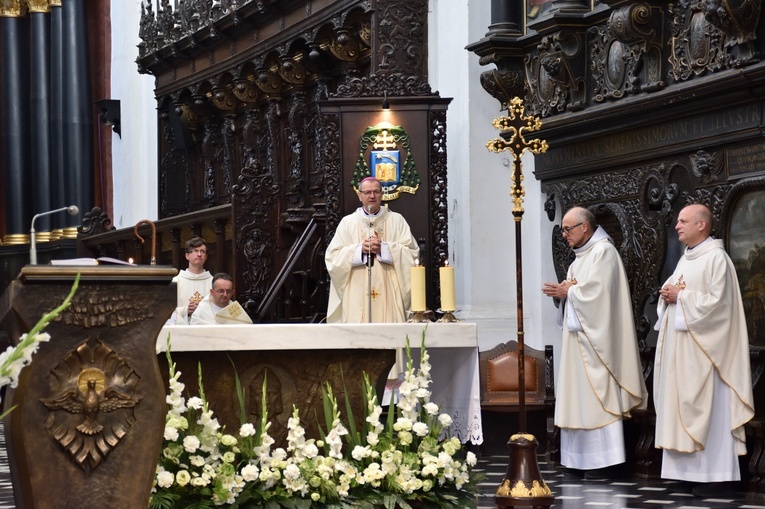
[30,205,80,265]
[365,205,375,267]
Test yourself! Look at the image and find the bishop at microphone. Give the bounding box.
[324,177,419,324]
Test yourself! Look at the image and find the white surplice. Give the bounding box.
[170,269,213,324]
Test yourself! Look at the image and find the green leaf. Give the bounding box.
[230,354,247,427]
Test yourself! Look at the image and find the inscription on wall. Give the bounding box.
[728,143,765,178]
[537,104,761,175]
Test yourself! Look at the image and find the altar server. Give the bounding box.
[542,206,647,473]
[655,203,754,483]
[325,177,419,323]
[170,237,213,324]
[190,273,253,325]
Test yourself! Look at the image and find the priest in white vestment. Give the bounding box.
[655,203,754,482]
[325,177,419,323]
[170,237,213,324]
[543,207,648,471]
[190,273,253,325]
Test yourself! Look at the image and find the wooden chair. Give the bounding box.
[479,341,556,459]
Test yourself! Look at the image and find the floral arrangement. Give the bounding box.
[0,274,79,419]
[151,332,480,508]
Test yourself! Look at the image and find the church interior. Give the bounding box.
[1,0,765,507]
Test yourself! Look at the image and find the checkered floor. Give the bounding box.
[0,426,763,508]
[0,424,12,509]
[474,453,765,509]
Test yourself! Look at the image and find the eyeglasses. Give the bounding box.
[561,222,584,234]
[213,289,233,295]
[190,249,207,255]
[360,190,383,196]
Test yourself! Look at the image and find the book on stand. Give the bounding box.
[49,257,135,266]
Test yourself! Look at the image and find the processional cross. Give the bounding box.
[487,97,553,507]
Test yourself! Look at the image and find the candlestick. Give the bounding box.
[439,261,455,312]
[410,261,426,312]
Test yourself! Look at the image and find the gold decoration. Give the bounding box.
[2,233,29,245]
[0,0,26,17]
[497,479,553,498]
[676,274,687,289]
[510,432,537,441]
[26,0,49,13]
[59,226,79,239]
[487,97,548,220]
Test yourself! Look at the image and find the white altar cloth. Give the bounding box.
[158,322,483,444]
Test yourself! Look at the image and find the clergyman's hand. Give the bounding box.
[659,284,680,304]
[361,235,382,255]
[542,281,571,300]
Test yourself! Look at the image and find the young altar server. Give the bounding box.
[170,237,213,324]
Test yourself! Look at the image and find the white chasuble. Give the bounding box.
[171,269,213,324]
[325,207,418,323]
[654,239,754,480]
[189,295,253,325]
[555,227,648,468]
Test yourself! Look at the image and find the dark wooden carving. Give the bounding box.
[589,3,665,101]
[430,109,449,308]
[669,0,761,80]
[525,31,588,116]
[133,0,444,321]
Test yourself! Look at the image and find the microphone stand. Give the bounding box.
[366,206,374,323]
[30,205,79,265]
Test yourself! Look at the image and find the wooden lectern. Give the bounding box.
[0,265,177,509]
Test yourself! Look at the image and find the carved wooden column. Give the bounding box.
[0,266,177,509]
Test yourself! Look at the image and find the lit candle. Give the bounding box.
[440,260,455,312]
[410,260,426,312]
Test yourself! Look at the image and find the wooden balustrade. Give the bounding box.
[77,205,233,275]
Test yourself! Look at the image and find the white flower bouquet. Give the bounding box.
[150,331,480,508]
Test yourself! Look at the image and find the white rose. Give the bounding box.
[156,470,174,488]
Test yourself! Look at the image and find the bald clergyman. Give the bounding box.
[542,206,647,473]
[654,203,754,483]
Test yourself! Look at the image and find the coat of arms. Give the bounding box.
[351,122,420,201]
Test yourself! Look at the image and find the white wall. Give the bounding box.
[428,0,561,362]
[109,0,159,228]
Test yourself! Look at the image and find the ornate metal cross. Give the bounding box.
[487,96,553,508]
